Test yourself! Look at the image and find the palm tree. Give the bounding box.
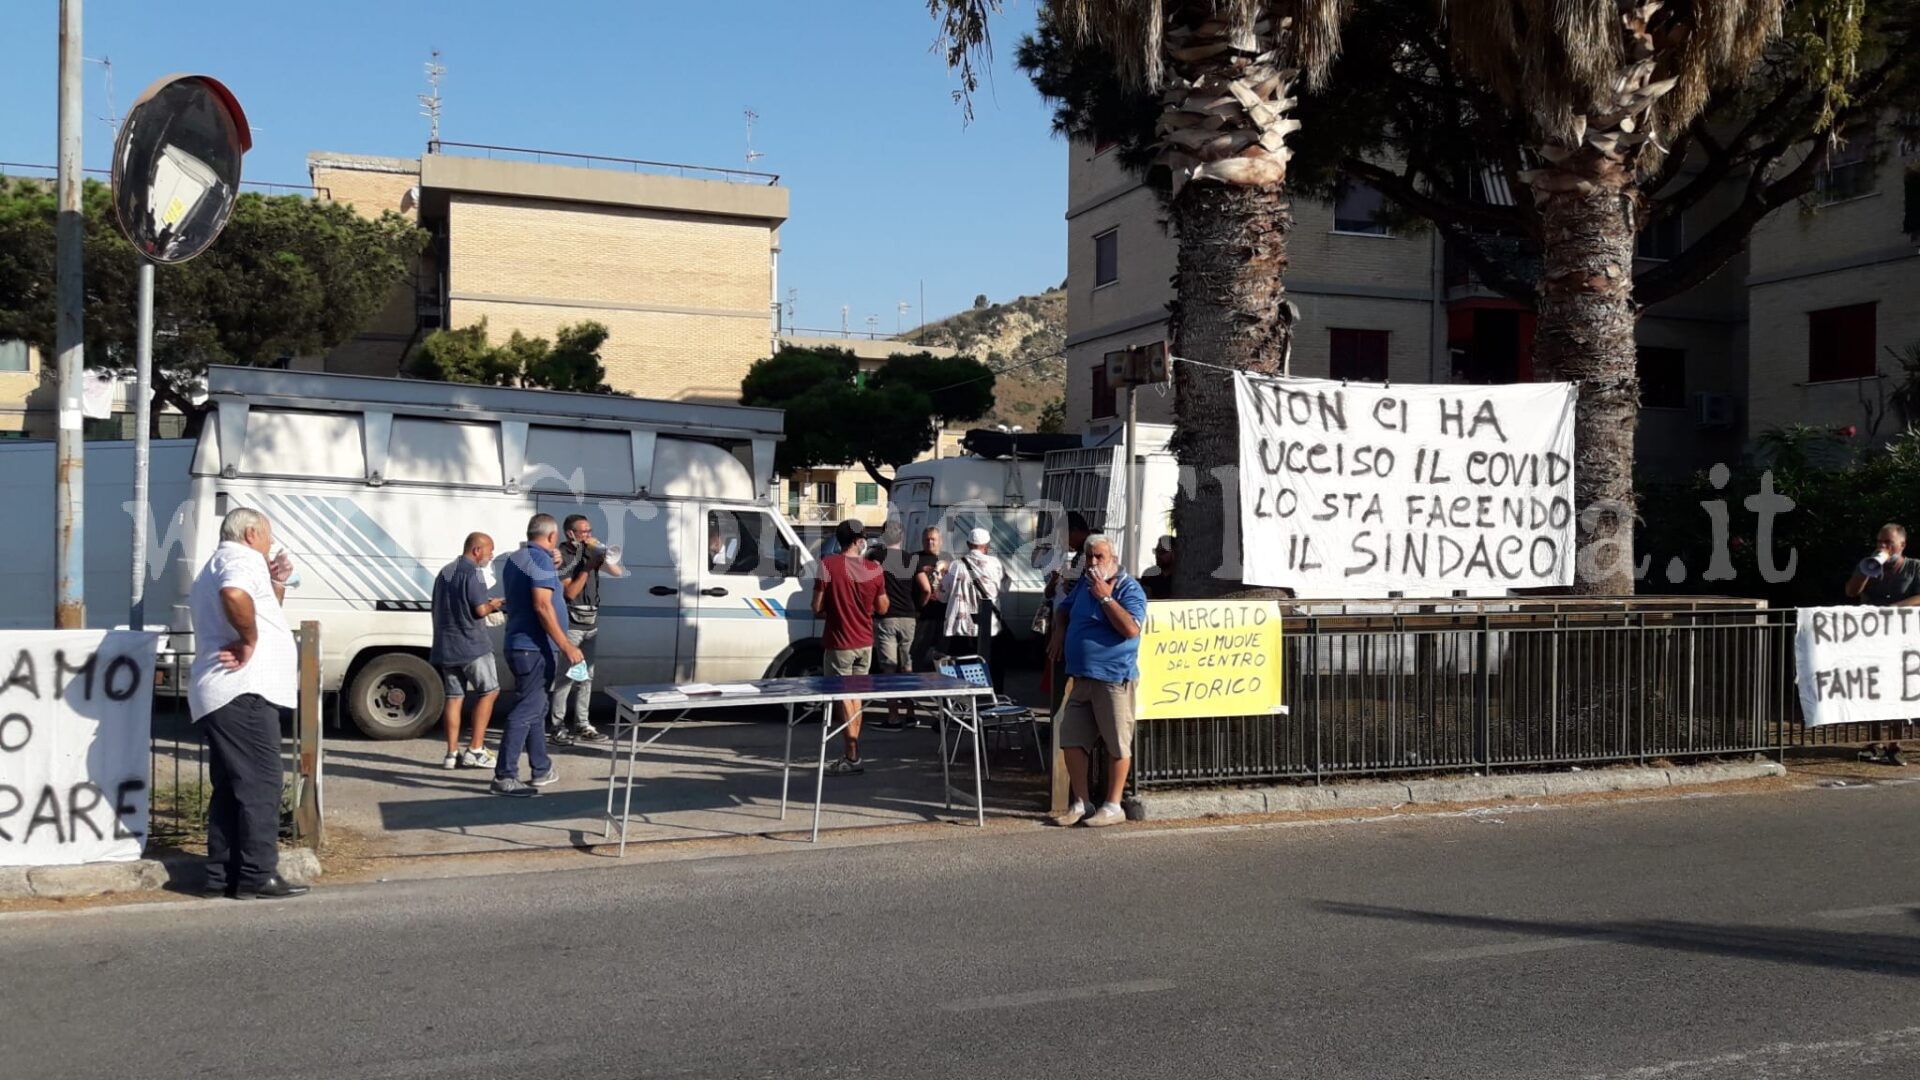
[1449,1,1783,593]
[932,1,1350,598]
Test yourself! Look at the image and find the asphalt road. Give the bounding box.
[6,778,1920,1079]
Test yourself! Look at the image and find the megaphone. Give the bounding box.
[1860,551,1892,579]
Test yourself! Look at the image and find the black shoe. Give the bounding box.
[199,882,232,900]
[546,727,577,747]
[567,725,610,745]
[1885,746,1908,767]
[874,718,908,731]
[235,874,311,900]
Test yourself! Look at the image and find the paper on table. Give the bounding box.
[636,690,689,704]
[678,682,760,695]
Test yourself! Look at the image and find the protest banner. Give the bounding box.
[1795,605,1920,726]
[1138,599,1285,720]
[0,630,157,866]
[1234,373,1577,594]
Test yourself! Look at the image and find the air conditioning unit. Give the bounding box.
[1694,392,1736,429]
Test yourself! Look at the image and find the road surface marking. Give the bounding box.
[937,978,1176,1012]
[1811,902,1920,920]
[1580,1026,1920,1079]
[1419,935,1616,962]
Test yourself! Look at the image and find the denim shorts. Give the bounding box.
[438,654,500,698]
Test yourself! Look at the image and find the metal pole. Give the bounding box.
[54,0,86,629]
[1123,384,1141,573]
[130,261,154,630]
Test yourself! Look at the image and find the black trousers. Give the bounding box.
[201,693,286,890]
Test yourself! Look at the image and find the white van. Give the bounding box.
[0,367,827,738]
[887,456,1053,640]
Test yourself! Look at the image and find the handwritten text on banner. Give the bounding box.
[1137,600,1285,721]
[0,630,158,866]
[1795,606,1920,727]
[1234,373,1577,594]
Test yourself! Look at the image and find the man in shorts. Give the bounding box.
[1045,534,1147,828]
[813,518,888,773]
[431,532,506,770]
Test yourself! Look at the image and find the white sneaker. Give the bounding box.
[459,747,496,768]
[1083,805,1126,828]
[441,752,459,770]
[1050,803,1088,828]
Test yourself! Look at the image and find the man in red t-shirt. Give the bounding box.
[814,518,889,773]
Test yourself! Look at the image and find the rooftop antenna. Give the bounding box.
[865,314,879,339]
[841,305,850,336]
[86,55,117,129]
[420,49,445,148]
[744,108,764,167]
[896,300,911,336]
[785,287,797,328]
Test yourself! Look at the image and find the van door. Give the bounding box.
[537,498,679,686]
[680,504,809,681]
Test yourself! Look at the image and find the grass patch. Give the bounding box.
[149,780,210,850]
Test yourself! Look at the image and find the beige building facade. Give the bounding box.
[310,146,788,405]
[1061,128,1915,468]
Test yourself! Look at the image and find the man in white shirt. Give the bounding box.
[188,507,307,900]
[939,527,1006,671]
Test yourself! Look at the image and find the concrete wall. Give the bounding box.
[1745,132,1920,442]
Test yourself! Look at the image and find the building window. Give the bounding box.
[1815,130,1876,203]
[854,482,879,506]
[1636,346,1686,409]
[1636,212,1683,260]
[0,340,28,373]
[813,481,835,506]
[1093,228,1119,287]
[1807,303,1878,382]
[1328,329,1389,382]
[1332,179,1391,235]
[1090,361,1117,420]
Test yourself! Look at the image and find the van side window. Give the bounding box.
[706,510,795,577]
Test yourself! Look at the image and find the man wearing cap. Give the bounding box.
[940,526,1006,666]
[1046,534,1147,828]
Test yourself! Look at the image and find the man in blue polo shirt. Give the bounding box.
[1045,533,1147,828]
[494,513,584,797]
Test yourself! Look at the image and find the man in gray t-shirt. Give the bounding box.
[1845,522,1920,765]
[547,514,627,745]
[431,532,505,770]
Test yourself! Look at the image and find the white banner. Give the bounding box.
[0,630,158,866]
[1795,606,1920,727]
[1235,373,1577,593]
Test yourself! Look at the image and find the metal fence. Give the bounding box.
[147,625,323,849]
[1134,601,1847,787]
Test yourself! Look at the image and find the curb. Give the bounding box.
[1136,760,1786,822]
[0,846,323,901]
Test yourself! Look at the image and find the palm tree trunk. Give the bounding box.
[1533,183,1639,595]
[1169,181,1292,598]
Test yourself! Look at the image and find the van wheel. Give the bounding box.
[776,646,822,680]
[348,653,445,740]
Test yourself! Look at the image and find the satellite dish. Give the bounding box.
[110,74,250,264]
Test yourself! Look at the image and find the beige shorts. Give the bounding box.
[825,647,872,677]
[1058,678,1137,759]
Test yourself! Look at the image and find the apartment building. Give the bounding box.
[310,144,788,404]
[1061,129,1917,467]
[1745,123,1920,443]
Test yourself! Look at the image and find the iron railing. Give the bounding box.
[148,626,323,848]
[426,141,781,185]
[1134,601,1828,786]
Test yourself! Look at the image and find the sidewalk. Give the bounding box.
[320,709,1049,857]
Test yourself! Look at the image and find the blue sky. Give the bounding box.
[0,1,1065,334]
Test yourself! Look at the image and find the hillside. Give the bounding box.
[902,288,1066,430]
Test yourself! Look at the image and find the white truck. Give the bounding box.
[887,455,1054,641]
[0,366,827,738]
[1039,423,1180,577]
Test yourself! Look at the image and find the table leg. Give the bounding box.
[780,700,794,821]
[971,695,985,827]
[603,704,626,840]
[813,696,832,842]
[939,697,952,811]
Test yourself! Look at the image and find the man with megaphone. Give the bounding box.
[1845,523,1920,765]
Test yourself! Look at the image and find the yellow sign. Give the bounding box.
[1136,600,1285,720]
